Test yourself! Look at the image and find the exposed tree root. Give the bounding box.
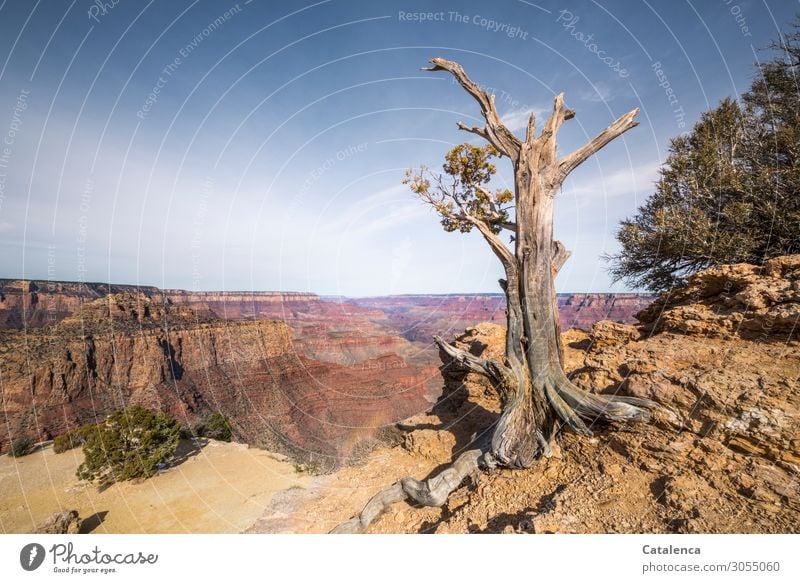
[330,448,492,534]
[330,339,659,534]
[435,333,657,432]
[550,374,657,428]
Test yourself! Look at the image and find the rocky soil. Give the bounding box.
[250,257,800,534]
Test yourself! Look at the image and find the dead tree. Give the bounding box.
[332,58,655,533]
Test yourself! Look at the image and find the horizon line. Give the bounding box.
[0,276,653,297]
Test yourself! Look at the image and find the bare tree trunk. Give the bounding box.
[331,58,655,533]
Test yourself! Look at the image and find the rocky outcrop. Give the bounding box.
[0,280,164,329]
[0,279,325,329]
[568,258,800,470]
[35,510,82,534]
[637,255,800,339]
[0,294,439,467]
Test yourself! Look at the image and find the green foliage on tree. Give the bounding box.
[53,424,96,454]
[609,22,800,291]
[404,143,513,235]
[194,411,233,442]
[9,435,35,457]
[76,406,181,485]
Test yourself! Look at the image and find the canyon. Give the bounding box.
[251,256,800,534]
[2,257,797,534]
[0,278,653,466]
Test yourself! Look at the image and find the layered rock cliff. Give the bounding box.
[0,278,654,469]
[637,254,800,339]
[0,279,324,329]
[0,280,162,328]
[351,293,655,343]
[0,293,439,467]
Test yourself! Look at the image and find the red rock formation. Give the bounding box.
[0,279,163,328]
[0,294,439,467]
[159,289,323,320]
[350,293,655,342]
[637,255,800,338]
[0,279,654,467]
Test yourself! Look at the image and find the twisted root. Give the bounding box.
[547,373,656,434]
[331,339,658,534]
[330,448,492,534]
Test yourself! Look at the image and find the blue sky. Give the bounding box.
[0,0,796,295]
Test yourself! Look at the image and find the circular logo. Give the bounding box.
[19,543,46,571]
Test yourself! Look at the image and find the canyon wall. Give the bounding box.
[351,293,655,342]
[0,279,162,328]
[1,281,654,338]
[0,294,439,467]
[0,279,654,467]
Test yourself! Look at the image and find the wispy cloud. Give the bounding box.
[579,81,614,103]
[501,106,548,133]
[561,161,660,202]
[312,183,427,240]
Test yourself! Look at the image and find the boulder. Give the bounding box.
[35,510,81,534]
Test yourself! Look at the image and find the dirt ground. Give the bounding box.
[0,439,308,533]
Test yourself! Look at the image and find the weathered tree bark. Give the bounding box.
[331,58,655,533]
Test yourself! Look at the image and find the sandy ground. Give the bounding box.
[0,440,308,533]
[248,439,441,533]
